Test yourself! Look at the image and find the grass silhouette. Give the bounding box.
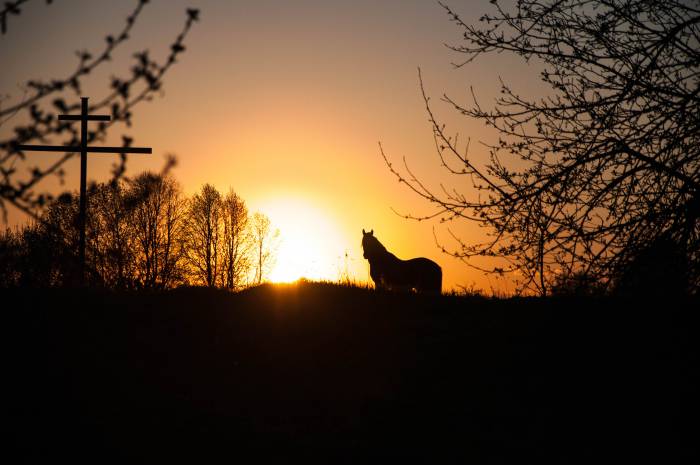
[5,281,696,463]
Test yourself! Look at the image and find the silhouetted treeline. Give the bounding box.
[0,173,277,289]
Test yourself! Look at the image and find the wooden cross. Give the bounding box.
[16,96,152,285]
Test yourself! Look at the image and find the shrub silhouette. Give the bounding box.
[613,235,689,297]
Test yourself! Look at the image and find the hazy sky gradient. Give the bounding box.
[1,0,541,291]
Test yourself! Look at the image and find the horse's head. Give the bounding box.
[362,229,384,259]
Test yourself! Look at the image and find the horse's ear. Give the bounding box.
[370,229,374,235]
[362,228,366,235]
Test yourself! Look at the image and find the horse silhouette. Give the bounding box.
[362,229,442,293]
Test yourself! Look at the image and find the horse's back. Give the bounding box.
[408,257,441,272]
[406,257,442,293]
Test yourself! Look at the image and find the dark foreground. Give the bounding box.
[3,283,697,463]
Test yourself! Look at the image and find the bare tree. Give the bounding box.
[383,0,700,295]
[21,192,81,286]
[159,175,187,287]
[220,189,251,290]
[250,212,278,285]
[0,0,199,221]
[0,227,23,286]
[0,185,120,287]
[90,180,135,288]
[126,173,185,289]
[185,183,222,287]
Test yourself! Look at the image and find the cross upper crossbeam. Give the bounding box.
[58,114,111,121]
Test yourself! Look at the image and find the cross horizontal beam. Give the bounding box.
[59,115,111,121]
[16,144,152,154]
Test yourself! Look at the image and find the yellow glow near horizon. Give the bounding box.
[0,1,530,293]
[258,197,350,284]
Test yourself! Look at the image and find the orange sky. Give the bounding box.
[1,0,542,293]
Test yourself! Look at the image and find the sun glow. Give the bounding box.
[258,197,350,283]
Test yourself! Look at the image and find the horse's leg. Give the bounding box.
[374,274,387,291]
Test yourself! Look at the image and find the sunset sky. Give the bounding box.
[1,0,542,291]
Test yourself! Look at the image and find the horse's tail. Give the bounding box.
[433,264,442,294]
[428,261,442,294]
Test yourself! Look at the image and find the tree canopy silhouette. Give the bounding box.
[250,212,279,285]
[383,0,700,295]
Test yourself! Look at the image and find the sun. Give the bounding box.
[257,197,350,283]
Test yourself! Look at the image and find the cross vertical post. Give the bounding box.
[16,96,152,286]
[79,97,88,282]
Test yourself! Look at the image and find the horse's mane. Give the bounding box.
[363,234,388,257]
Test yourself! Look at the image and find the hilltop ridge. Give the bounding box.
[5,282,696,463]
